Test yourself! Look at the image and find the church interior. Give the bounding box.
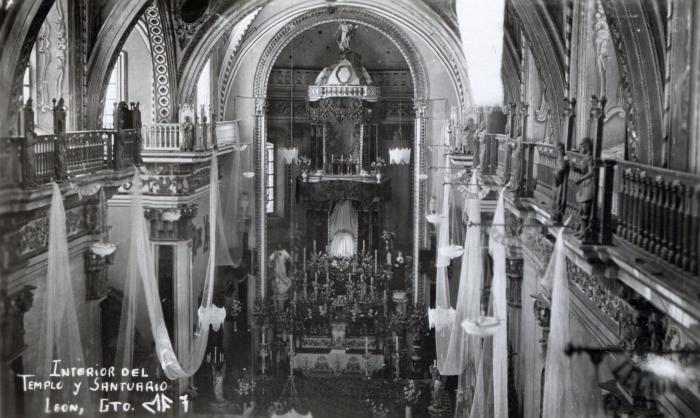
[2,0,700,417]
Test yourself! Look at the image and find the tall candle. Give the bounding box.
[395,335,399,352]
[290,334,293,351]
[262,332,266,345]
[374,249,378,274]
[365,336,369,355]
[362,240,365,254]
[303,247,307,270]
[313,240,317,253]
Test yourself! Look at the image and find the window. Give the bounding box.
[195,58,210,112]
[22,65,30,104]
[266,142,275,213]
[102,52,127,129]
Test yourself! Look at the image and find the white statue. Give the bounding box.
[337,22,357,51]
[269,247,292,310]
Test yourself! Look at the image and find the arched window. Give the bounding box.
[266,142,275,213]
[102,51,127,128]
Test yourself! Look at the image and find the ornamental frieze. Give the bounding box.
[17,204,97,256]
[520,230,553,266]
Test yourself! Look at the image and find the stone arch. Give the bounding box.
[0,0,55,135]
[85,0,150,128]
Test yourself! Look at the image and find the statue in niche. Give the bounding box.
[181,116,195,150]
[269,245,292,310]
[574,138,595,238]
[337,22,357,51]
[391,251,406,291]
[552,143,570,223]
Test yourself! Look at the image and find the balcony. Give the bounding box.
[0,99,139,193]
[141,119,239,163]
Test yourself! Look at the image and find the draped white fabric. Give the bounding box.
[469,189,508,418]
[222,146,255,266]
[488,189,509,418]
[440,174,483,377]
[35,183,92,413]
[116,156,230,380]
[542,229,578,417]
[328,200,357,258]
[430,161,455,367]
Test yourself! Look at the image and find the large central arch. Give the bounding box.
[244,6,433,302]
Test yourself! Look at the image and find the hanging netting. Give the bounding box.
[33,183,93,414]
[116,155,232,380]
[467,188,508,418]
[541,228,579,417]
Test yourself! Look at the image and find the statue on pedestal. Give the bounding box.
[269,246,292,310]
[337,22,357,51]
[575,138,595,238]
[181,116,194,150]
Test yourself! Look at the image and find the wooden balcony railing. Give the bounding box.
[533,144,557,207]
[1,98,142,189]
[615,161,700,276]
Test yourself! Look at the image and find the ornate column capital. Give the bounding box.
[143,204,198,241]
[255,97,267,116]
[413,101,427,118]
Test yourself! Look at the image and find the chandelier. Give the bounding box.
[279,147,298,164]
[389,99,411,165]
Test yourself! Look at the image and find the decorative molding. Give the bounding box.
[593,0,611,99]
[54,0,67,100]
[37,20,52,112]
[145,4,172,123]
[17,204,98,257]
[143,204,198,241]
[506,258,523,308]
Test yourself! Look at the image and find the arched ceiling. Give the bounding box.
[273,22,409,71]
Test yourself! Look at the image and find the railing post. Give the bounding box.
[132,102,143,164]
[52,98,67,180]
[210,112,217,148]
[586,95,607,243]
[562,98,576,150]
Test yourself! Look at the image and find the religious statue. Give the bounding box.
[54,134,67,180]
[213,366,225,403]
[552,143,570,223]
[22,99,37,188]
[477,120,487,168]
[337,22,357,51]
[463,118,476,154]
[391,251,406,291]
[575,138,595,239]
[181,116,195,150]
[195,109,205,151]
[131,102,143,164]
[113,102,129,170]
[269,246,292,310]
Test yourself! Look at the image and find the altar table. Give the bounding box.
[292,349,384,375]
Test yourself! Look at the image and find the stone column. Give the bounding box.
[413,101,426,305]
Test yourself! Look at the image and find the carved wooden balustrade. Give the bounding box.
[614,161,700,277]
[533,144,557,208]
[0,99,142,189]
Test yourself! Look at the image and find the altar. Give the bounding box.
[292,349,384,375]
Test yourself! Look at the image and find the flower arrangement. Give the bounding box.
[235,376,257,400]
[365,399,390,418]
[406,303,428,336]
[370,157,386,171]
[403,379,422,406]
[298,156,312,172]
[252,299,275,328]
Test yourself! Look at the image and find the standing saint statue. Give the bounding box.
[181,116,195,151]
[337,22,357,51]
[269,246,292,310]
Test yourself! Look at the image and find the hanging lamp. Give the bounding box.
[280,38,298,165]
[388,97,411,165]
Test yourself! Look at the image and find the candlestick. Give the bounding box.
[313,240,316,253]
[289,334,294,353]
[365,336,369,356]
[374,249,378,274]
[362,240,365,254]
[303,247,306,270]
[395,335,399,352]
